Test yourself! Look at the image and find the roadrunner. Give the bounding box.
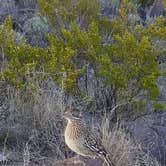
[64,107,115,166]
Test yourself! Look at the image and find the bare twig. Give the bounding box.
[110,98,139,115]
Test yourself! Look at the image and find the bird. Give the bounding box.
[64,107,115,166]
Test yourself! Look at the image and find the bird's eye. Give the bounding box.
[72,111,81,118]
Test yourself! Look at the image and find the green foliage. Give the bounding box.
[0,16,79,90]
[154,101,165,110]
[37,0,99,29]
[163,0,166,10]
[0,0,166,107]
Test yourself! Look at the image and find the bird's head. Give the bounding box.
[63,106,80,122]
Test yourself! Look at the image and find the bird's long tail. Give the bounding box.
[103,153,115,166]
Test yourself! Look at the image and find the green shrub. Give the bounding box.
[0,0,166,108]
[0,16,80,90]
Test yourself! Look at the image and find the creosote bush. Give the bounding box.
[0,0,166,108]
[0,16,80,91]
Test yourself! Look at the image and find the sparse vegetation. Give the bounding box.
[101,118,160,166]
[0,0,165,108]
[0,0,165,165]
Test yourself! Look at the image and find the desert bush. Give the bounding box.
[0,0,165,110]
[99,0,121,9]
[0,16,80,91]
[23,15,49,36]
[22,15,50,46]
[37,0,166,109]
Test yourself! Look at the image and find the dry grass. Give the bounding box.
[0,80,73,165]
[101,118,160,166]
[0,80,161,166]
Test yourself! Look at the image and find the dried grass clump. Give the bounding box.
[0,80,73,164]
[101,118,160,166]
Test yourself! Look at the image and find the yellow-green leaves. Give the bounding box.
[37,0,99,28]
[0,17,79,90]
[0,0,166,108]
[0,16,16,52]
[97,27,162,101]
[154,101,165,110]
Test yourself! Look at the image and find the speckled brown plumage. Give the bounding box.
[64,107,115,166]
